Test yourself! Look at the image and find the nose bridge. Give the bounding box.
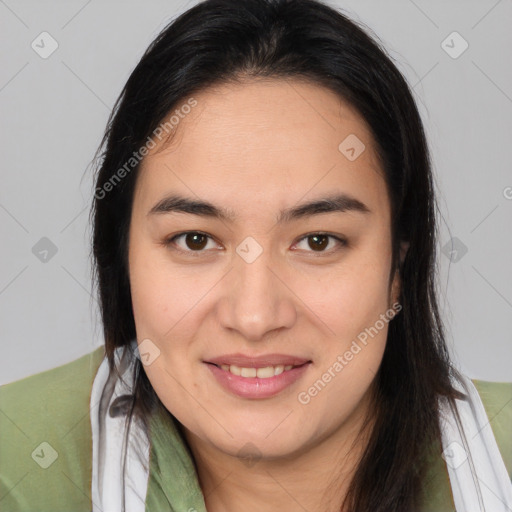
[221,238,295,340]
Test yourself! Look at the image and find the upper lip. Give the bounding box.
[205,353,311,368]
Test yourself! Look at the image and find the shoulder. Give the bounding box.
[418,379,512,511]
[0,346,105,511]
[471,378,512,479]
[1,346,105,400]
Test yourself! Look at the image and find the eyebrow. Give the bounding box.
[148,192,371,223]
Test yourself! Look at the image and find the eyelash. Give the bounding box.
[162,231,347,257]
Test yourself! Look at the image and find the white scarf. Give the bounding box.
[439,374,512,511]
[90,343,512,511]
[90,342,151,512]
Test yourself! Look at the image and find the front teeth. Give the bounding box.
[220,364,294,378]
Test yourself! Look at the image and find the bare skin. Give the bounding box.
[128,77,408,511]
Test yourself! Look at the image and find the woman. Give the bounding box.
[1,0,511,511]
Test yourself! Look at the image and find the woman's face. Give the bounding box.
[128,79,403,460]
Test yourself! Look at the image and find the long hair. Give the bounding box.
[90,1,465,510]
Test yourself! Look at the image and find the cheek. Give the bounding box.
[294,256,392,340]
[292,247,392,401]
[129,242,193,339]
[297,305,390,433]
[129,251,207,427]
[130,269,170,338]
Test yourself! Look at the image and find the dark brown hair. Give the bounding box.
[90,1,465,509]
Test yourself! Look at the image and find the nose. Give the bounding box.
[217,244,297,342]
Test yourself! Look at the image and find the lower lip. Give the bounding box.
[205,362,311,399]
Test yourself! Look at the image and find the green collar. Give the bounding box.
[146,404,207,512]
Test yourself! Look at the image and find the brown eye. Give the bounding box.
[165,231,218,254]
[307,234,329,251]
[184,233,208,250]
[293,233,347,254]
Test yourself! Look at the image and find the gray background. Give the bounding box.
[1,0,511,384]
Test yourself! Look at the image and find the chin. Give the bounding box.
[206,414,314,459]
[218,433,307,462]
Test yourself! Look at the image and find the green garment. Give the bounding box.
[1,347,511,511]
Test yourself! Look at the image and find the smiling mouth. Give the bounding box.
[207,362,309,379]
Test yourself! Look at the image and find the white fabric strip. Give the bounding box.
[90,344,511,511]
[438,373,512,512]
[90,342,150,512]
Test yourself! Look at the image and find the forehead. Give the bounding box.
[136,78,389,223]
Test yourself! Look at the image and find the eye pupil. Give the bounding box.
[186,233,208,250]
[308,234,328,251]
